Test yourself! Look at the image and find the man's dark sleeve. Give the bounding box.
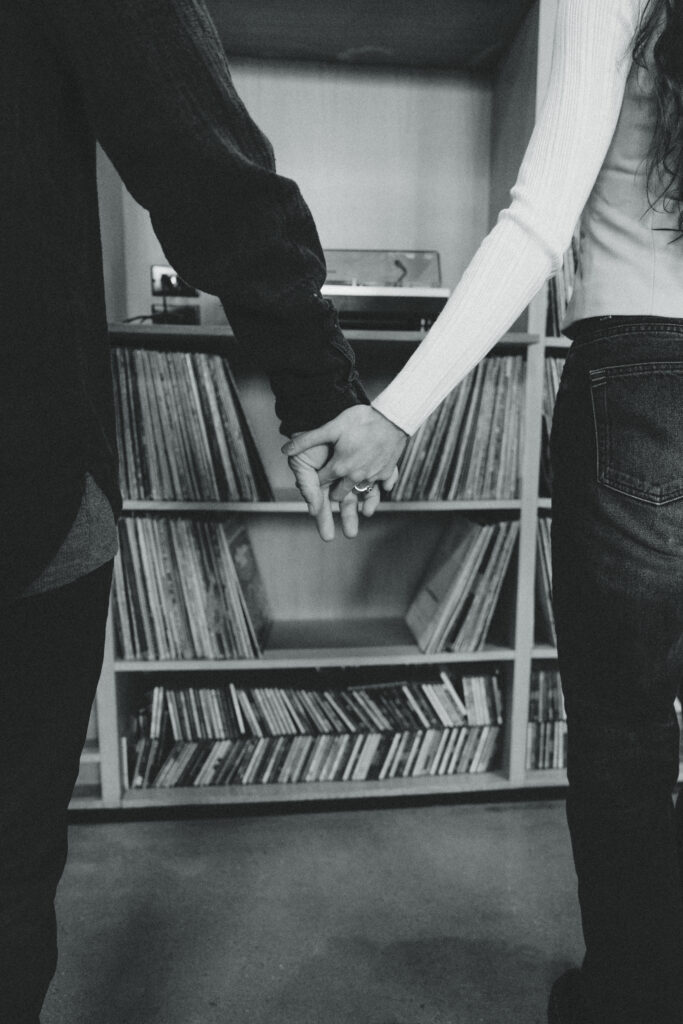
[32,0,369,435]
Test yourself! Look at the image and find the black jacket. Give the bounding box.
[0,0,368,602]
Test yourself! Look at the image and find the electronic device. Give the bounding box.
[322,249,449,331]
[151,265,199,298]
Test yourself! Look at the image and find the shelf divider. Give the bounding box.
[95,597,123,807]
[507,300,547,785]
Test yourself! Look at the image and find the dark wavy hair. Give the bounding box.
[633,0,683,233]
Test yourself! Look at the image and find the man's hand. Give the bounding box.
[283,406,408,502]
[287,440,383,541]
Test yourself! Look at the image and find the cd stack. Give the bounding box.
[526,668,567,770]
[126,670,505,789]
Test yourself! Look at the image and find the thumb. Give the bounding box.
[282,421,340,457]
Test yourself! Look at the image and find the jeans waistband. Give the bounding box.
[564,315,683,347]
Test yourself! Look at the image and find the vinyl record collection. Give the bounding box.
[126,670,505,788]
[113,515,270,660]
[546,235,579,337]
[406,518,518,653]
[526,668,566,770]
[112,346,272,501]
[540,356,565,495]
[391,354,525,501]
[536,517,555,646]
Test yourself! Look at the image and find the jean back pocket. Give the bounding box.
[589,361,683,505]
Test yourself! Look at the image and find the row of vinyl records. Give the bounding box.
[112,347,272,502]
[113,514,519,660]
[113,517,269,660]
[535,517,555,646]
[391,353,524,500]
[125,671,505,788]
[540,356,565,496]
[112,346,528,503]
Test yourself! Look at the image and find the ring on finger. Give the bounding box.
[352,480,374,497]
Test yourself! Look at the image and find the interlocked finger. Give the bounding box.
[339,490,360,538]
[329,475,362,502]
[360,483,381,517]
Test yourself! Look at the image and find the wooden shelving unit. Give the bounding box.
[78,325,565,809]
[77,0,569,810]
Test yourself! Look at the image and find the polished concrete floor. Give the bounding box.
[43,799,583,1024]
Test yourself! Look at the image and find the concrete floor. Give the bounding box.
[43,799,583,1024]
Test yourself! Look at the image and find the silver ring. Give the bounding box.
[352,481,374,496]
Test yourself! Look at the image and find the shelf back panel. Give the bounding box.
[246,514,448,620]
[207,0,536,72]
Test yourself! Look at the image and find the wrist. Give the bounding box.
[369,401,409,439]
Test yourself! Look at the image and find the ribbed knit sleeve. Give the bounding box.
[372,0,642,435]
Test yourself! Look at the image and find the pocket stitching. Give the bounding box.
[600,478,683,505]
[589,377,608,489]
[589,361,683,379]
[588,363,683,505]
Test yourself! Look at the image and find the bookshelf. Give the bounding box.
[76,320,570,808]
[74,0,575,810]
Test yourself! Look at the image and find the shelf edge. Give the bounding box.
[120,499,524,514]
[121,771,517,806]
[114,648,518,672]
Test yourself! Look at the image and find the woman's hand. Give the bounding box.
[283,405,408,502]
[287,439,381,541]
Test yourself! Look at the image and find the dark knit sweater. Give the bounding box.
[1,0,367,604]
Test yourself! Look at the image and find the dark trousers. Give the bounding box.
[0,561,113,1024]
[551,317,683,1024]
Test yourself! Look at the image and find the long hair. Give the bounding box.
[633,0,683,232]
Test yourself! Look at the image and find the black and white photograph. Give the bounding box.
[1,1,682,1022]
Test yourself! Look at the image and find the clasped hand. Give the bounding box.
[282,405,408,541]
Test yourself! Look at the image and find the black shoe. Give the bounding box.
[548,968,594,1024]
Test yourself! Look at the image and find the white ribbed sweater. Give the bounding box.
[372,0,679,436]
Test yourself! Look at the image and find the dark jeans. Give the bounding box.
[0,561,113,1024]
[551,317,683,1024]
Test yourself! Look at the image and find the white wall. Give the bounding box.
[96,145,127,321]
[100,60,492,320]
